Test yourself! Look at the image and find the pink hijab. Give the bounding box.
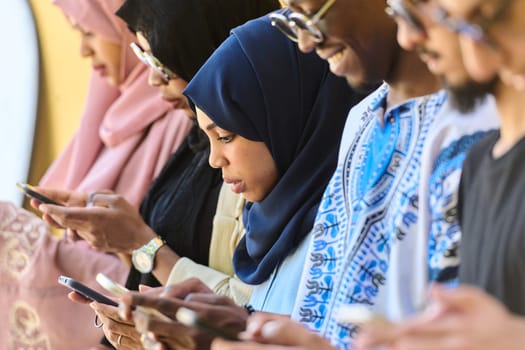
[40,0,193,207]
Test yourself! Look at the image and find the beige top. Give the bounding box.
[167,183,252,305]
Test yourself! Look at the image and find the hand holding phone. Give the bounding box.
[16,182,64,206]
[58,275,118,306]
[96,273,172,323]
[176,307,239,341]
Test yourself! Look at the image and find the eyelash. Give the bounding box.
[217,134,236,144]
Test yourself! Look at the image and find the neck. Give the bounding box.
[385,50,440,109]
[493,82,525,157]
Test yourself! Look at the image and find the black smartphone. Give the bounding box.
[16,182,64,206]
[58,275,118,307]
[176,307,239,341]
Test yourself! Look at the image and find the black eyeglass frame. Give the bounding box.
[269,0,336,43]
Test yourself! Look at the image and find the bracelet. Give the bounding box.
[243,304,256,315]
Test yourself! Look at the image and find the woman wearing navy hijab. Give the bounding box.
[184,13,364,313]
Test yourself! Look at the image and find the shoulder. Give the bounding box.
[462,130,499,178]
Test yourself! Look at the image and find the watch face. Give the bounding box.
[132,250,153,274]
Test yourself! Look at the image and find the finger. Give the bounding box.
[212,338,291,350]
[87,193,123,209]
[398,314,463,340]
[39,205,95,227]
[184,293,236,307]
[161,278,213,299]
[92,302,135,326]
[30,198,42,209]
[123,292,185,317]
[41,213,64,228]
[243,314,290,339]
[32,186,77,202]
[68,291,92,304]
[394,332,465,350]
[137,315,189,337]
[106,331,142,350]
[247,318,328,347]
[431,284,498,313]
[66,228,83,241]
[139,284,154,293]
[103,319,141,340]
[354,321,400,349]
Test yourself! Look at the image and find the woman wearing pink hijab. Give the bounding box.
[40,0,192,207]
[0,0,191,349]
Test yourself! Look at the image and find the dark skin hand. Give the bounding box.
[69,286,156,350]
[31,187,180,283]
[120,278,250,350]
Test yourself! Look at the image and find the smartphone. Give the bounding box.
[16,182,63,206]
[58,275,118,307]
[96,273,129,297]
[176,307,239,341]
[96,273,172,322]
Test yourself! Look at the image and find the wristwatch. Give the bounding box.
[131,236,165,274]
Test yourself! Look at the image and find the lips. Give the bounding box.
[318,47,348,76]
[327,49,345,65]
[223,177,244,194]
[162,96,182,108]
[93,64,106,74]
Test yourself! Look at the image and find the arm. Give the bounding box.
[168,258,252,305]
[355,285,525,350]
[167,184,251,304]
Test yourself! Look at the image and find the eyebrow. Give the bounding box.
[206,122,217,131]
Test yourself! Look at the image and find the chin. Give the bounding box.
[106,76,119,87]
[345,76,380,94]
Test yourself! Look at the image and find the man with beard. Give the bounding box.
[200,1,496,350]
[353,1,525,349]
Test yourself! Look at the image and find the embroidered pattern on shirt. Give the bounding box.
[294,88,446,349]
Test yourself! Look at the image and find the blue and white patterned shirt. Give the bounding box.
[291,84,498,349]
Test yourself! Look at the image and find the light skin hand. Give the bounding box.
[355,284,525,350]
[212,314,335,350]
[91,302,142,350]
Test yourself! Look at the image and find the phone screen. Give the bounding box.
[58,275,118,306]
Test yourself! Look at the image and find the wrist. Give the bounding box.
[131,235,166,274]
[133,227,158,251]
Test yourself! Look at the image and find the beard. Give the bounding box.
[442,75,498,113]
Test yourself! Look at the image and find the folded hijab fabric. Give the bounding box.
[40,0,193,207]
[184,13,365,284]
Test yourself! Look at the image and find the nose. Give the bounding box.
[148,68,166,87]
[297,29,318,53]
[396,20,426,51]
[208,143,228,169]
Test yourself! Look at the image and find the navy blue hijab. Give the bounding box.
[184,13,364,284]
